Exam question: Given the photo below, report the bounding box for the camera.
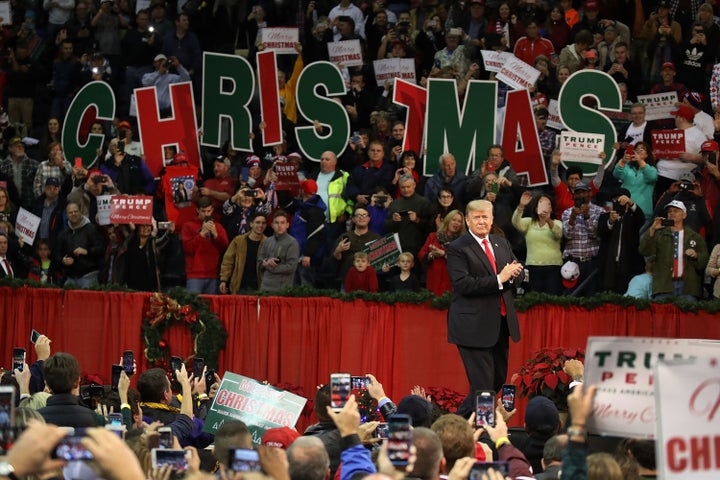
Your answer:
[157,221,172,230]
[661,218,675,227]
[612,200,625,216]
[679,182,691,190]
[243,190,257,197]
[92,175,107,184]
[376,195,388,204]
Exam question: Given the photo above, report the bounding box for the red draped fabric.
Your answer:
[2,287,719,430]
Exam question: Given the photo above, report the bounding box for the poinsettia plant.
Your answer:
[424,386,466,415]
[512,347,585,412]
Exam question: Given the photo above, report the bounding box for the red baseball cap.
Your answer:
[670,105,694,122]
[261,427,300,449]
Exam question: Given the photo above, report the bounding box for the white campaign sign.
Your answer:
[496,55,540,90]
[559,131,605,164]
[14,208,41,245]
[261,28,299,54]
[547,99,565,131]
[655,357,720,480]
[327,40,363,67]
[96,195,113,226]
[584,336,720,438]
[480,50,512,73]
[372,58,416,88]
[637,92,679,121]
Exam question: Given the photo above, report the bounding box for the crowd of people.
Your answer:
[0,0,719,299]
[0,336,656,480]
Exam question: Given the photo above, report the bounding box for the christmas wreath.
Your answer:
[142,287,228,368]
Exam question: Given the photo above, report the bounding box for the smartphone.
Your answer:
[501,385,516,412]
[330,373,351,411]
[387,414,412,467]
[117,140,125,153]
[0,386,15,428]
[54,432,94,461]
[475,391,496,428]
[625,144,634,158]
[229,448,262,472]
[193,358,205,379]
[111,365,123,392]
[157,221,173,229]
[352,131,360,143]
[12,348,25,372]
[242,190,257,197]
[89,384,105,398]
[122,350,134,376]
[158,427,173,449]
[30,329,41,344]
[108,412,123,426]
[151,448,189,472]
[74,157,83,168]
[351,376,370,390]
[661,218,675,227]
[469,461,509,480]
[205,368,216,392]
[170,356,184,380]
[490,182,499,194]
[375,422,389,439]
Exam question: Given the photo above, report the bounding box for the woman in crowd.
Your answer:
[429,186,463,231]
[418,209,465,296]
[0,187,16,224]
[512,191,563,295]
[37,117,62,161]
[612,141,657,220]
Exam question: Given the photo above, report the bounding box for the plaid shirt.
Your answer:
[33,159,72,199]
[0,155,39,208]
[561,202,604,260]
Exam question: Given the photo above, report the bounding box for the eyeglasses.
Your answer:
[354,213,369,218]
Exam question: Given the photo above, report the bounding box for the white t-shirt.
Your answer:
[625,121,647,145]
[694,111,715,140]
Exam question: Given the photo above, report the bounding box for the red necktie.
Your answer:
[483,239,506,316]
[3,258,13,278]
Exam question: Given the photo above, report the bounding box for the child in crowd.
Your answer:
[625,259,653,299]
[387,252,421,292]
[344,251,378,292]
[19,239,62,285]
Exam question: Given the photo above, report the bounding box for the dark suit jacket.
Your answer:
[447,232,521,348]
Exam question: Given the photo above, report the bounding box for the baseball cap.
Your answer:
[661,62,675,71]
[701,140,719,152]
[584,0,599,10]
[665,199,687,213]
[561,261,580,289]
[8,137,23,146]
[301,179,318,195]
[658,0,670,8]
[172,152,188,165]
[524,396,560,434]
[582,50,597,59]
[215,155,231,167]
[45,177,61,187]
[117,120,132,130]
[261,427,300,449]
[670,105,694,122]
[574,181,591,191]
[684,92,703,109]
[679,172,696,184]
[154,54,167,62]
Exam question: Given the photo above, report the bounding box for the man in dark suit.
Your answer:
[0,233,16,278]
[447,199,524,417]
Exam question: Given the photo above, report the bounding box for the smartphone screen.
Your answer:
[111,365,123,392]
[0,387,15,428]
[330,373,351,411]
[205,369,216,392]
[351,376,370,390]
[229,448,262,472]
[375,423,389,439]
[12,348,25,372]
[193,358,204,379]
[122,351,134,376]
[74,157,83,169]
[475,391,496,428]
[388,414,412,466]
[501,385,516,412]
[170,356,183,380]
[469,461,509,480]
[158,427,173,449]
[108,412,123,426]
[152,449,188,472]
[54,433,94,461]
[30,329,41,344]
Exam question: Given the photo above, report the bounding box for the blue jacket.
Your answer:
[289,194,327,262]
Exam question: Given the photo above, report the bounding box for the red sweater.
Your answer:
[344,266,378,292]
[181,218,229,278]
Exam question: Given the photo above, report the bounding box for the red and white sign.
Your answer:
[584,336,720,438]
[109,195,154,225]
[480,50,512,73]
[328,40,363,67]
[559,131,605,164]
[261,28,299,55]
[652,129,686,159]
[547,100,565,131]
[637,92,678,121]
[372,58,416,88]
[273,162,300,195]
[655,356,720,479]
[14,208,40,245]
[496,56,540,90]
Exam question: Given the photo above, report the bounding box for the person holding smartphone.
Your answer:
[181,196,229,294]
[639,200,708,300]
